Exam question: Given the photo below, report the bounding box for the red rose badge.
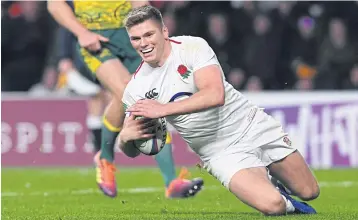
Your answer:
[177,65,191,79]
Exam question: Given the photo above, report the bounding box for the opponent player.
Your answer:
[47,1,203,199]
[119,5,320,215]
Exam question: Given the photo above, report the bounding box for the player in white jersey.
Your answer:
[119,5,320,216]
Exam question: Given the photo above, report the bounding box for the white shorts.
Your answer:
[203,109,297,188]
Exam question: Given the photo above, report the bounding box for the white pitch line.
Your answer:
[2,181,358,198]
[318,181,357,187]
[1,186,219,198]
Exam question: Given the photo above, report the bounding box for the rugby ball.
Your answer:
[133,117,167,155]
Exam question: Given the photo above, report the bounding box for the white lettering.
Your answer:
[296,105,310,158]
[16,122,38,153]
[334,105,358,166]
[83,133,95,153]
[1,122,12,153]
[114,135,122,153]
[321,107,333,168]
[58,122,82,153]
[269,103,358,168]
[309,113,320,167]
[41,122,54,153]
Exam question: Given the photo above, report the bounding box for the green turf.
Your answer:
[2,168,358,220]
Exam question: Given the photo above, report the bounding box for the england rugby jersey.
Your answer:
[122,36,257,161]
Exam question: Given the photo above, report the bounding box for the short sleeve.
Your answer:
[122,86,136,114]
[189,37,220,72]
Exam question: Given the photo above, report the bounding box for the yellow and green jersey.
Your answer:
[73,0,132,30]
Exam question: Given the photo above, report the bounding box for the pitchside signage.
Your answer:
[2,92,358,168]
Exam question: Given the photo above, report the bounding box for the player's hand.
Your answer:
[77,30,109,52]
[119,113,157,143]
[128,99,167,119]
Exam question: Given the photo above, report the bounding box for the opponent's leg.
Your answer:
[229,167,291,216]
[87,91,105,153]
[154,133,204,198]
[154,134,176,188]
[93,59,131,197]
[61,67,104,153]
[96,59,131,161]
[268,150,320,201]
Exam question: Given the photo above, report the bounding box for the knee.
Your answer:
[259,194,286,216]
[108,94,123,106]
[107,80,128,100]
[111,89,125,101]
[297,182,320,201]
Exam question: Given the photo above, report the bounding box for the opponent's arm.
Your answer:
[47,0,88,37]
[47,0,108,51]
[163,65,225,116]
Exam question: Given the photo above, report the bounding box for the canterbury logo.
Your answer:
[145,88,158,99]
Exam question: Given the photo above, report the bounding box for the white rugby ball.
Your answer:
[133,117,167,155]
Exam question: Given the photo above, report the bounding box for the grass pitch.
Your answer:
[2,167,358,220]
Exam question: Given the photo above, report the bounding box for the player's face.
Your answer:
[128,19,169,65]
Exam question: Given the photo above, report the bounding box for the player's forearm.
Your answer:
[164,89,225,116]
[47,1,88,37]
[116,137,140,158]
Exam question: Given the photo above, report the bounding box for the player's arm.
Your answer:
[129,65,224,118]
[164,38,225,115]
[116,100,141,158]
[118,112,157,158]
[163,65,225,116]
[118,93,140,157]
[117,114,141,158]
[118,90,157,157]
[47,0,88,38]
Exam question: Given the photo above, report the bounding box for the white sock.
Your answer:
[86,115,102,129]
[67,70,101,96]
[281,195,295,213]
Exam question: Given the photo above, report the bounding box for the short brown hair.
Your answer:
[124,5,164,29]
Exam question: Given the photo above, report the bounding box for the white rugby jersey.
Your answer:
[123,36,257,161]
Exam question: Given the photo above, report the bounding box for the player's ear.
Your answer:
[162,25,169,40]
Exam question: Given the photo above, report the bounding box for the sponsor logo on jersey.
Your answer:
[145,88,158,99]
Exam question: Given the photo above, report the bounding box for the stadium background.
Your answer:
[2,1,358,219]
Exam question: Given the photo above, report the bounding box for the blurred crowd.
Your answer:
[2,1,358,94]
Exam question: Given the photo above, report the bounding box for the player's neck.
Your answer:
[151,40,172,68]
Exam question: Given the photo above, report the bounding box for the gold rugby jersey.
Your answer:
[74,0,132,30]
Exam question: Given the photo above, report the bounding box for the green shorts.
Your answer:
[76,28,141,76]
